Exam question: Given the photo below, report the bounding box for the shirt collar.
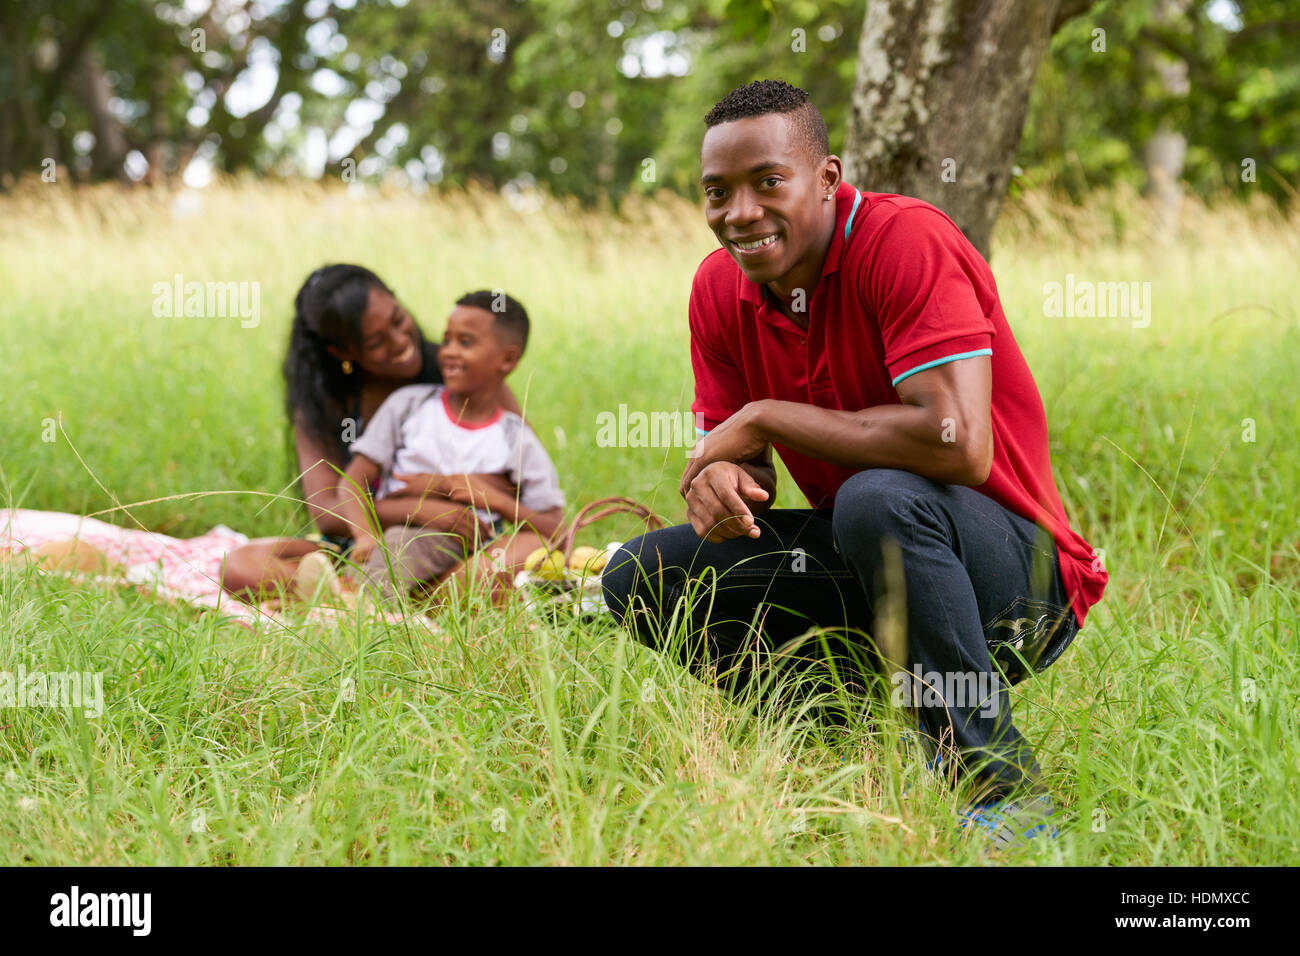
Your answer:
[737,180,863,307]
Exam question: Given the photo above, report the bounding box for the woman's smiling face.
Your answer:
[354,285,422,380]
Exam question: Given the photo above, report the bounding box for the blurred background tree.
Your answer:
[1019,0,1300,206]
[1,0,1295,233]
[840,0,1099,258]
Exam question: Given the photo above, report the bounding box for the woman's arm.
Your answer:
[337,454,384,562]
[516,505,564,543]
[294,415,351,536]
[388,471,518,500]
[381,495,488,540]
[442,483,564,543]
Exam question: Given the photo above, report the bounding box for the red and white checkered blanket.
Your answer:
[1,508,432,631]
[0,507,262,620]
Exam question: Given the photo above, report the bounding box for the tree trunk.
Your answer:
[75,47,130,180]
[842,0,1086,260]
[1142,0,1191,241]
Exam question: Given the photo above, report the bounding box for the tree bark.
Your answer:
[1142,0,1191,241]
[842,0,1092,260]
[75,47,131,181]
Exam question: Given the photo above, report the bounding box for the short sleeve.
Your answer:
[688,268,749,433]
[510,423,566,513]
[864,207,996,387]
[349,384,430,469]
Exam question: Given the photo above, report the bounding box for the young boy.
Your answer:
[338,290,565,602]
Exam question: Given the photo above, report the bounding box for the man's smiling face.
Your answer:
[700,112,837,291]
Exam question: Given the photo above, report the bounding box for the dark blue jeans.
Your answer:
[601,468,1080,800]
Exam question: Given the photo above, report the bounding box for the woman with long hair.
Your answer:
[221,263,520,597]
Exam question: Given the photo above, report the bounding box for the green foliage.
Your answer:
[1020,0,1300,205]
[1,2,1296,219]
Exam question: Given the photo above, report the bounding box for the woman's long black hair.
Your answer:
[283,263,440,465]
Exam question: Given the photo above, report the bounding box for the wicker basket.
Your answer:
[515,496,666,616]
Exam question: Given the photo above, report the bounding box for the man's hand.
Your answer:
[683,461,771,543]
[679,402,770,495]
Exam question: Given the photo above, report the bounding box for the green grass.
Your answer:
[1,179,1297,864]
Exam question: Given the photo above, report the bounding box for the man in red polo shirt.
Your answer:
[602,80,1107,845]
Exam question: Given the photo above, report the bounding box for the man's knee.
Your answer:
[600,540,640,624]
[601,525,698,626]
[832,468,939,545]
[602,530,663,624]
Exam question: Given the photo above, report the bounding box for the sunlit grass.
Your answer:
[1,178,1297,864]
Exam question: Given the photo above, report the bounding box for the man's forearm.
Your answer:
[750,399,986,486]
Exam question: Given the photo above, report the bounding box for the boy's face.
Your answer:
[438,305,519,395]
[700,112,838,288]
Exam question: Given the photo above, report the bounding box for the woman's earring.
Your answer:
[824,194,833,202]
[341,360,353,375]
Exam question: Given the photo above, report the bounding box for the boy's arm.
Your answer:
[337,454,384,562]
[438,483,561,541]
[387,471,518,501]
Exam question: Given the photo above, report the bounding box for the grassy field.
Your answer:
[1,179,1297,864]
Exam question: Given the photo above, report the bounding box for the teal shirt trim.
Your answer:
[695,427,710,438]
[844,190,863,240]
[891,348,992,387]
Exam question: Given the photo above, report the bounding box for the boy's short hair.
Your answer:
[704,79,829,163]
[457,289,529,352]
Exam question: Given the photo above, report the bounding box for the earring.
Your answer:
[824,194,833,202]
[341,360,353,375]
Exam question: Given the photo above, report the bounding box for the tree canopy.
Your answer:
[2,0,1295,211]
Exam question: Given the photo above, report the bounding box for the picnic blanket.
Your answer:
[0,508,424,631]
[0,507,265,620]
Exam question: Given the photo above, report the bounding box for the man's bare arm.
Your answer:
[752,357,992,485]
[682,357,993,491]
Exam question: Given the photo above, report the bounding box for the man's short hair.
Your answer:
[456,289,529,352]
[704,79,829,162]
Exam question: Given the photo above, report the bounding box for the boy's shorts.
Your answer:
[357,525,465,601]
[311,515,509,601]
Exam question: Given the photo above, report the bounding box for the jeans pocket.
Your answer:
[982,597,1078,684]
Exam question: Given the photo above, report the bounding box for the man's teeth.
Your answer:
[736,235,777,250]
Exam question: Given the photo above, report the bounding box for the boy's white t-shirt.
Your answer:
[349,384,564,523]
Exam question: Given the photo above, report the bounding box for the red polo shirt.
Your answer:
[689,180,1106,626]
